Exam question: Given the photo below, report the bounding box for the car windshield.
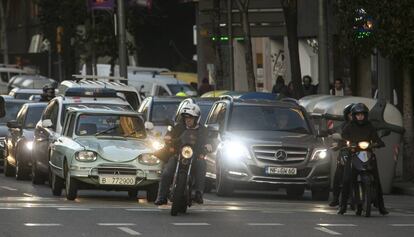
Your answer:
[15,93,37,100]
[150,102,180,125]
[24,106,46,128]
[75,114,146,139]
[199,104,214,124]
[167,84,197,96]
[0,101,27,124]
[228,106,311,133]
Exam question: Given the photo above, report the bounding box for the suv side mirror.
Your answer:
[7,120,21,129]
[42,119,53,128]
[208,124,220,132]
[144,121,154,130]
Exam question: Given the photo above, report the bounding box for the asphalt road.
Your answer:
[0,174,413,237]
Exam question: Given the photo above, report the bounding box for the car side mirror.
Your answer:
[42,119,53,128]
[144,121,154,130]
[7,120,21,129]
[208,124,220,132]
[378,129,391,138]
[0,96,5,118]
[331,133,342,141]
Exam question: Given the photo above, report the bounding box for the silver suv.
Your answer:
[204,98,331,200]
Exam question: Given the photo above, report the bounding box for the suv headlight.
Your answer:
[151,139,165,151]
[75,151,97,162]
[311,149,328,161]
[138,154,160,165]
[223,141,250,160]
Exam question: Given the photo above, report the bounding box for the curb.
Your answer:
[392,183,414,196]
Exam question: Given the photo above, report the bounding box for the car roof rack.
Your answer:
[72,74,127,83]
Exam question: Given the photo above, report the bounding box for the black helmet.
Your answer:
[43,83,55,93]
[343,103,355,121]
[351,103,369,124]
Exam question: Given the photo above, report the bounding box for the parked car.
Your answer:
[8,75,55,92]
[9,88,43,100]
[138,96,184,135]
[3,103,47,179]
[204,98,331,200]
[0,96,31,168]
[31,88,134,185]
[49,106,161,201]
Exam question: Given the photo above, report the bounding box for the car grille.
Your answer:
[97,164,138,175]
[252,145,309,164]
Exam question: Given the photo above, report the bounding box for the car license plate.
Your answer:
[99,175,136,185]
[266,167,297,175]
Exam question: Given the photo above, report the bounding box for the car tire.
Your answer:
[15,160,29,180]
[128,189,138,200]
[4,158,15,177]
[31,161,45,185]
[65,163,78,201]
[146,183,159,202]
[311,187,330,201]
[51,172,64,196]
[286,186,305,199]
[215,160,233,197]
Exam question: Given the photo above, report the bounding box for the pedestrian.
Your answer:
[198,78,213,95]
[287,81,294,98]
[302,75,316,96]
[271,76,289,97]
[330,78,346,96]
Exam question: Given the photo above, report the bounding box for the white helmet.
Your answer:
[180,103,201,124]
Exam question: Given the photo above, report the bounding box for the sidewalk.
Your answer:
[392,181,414,196]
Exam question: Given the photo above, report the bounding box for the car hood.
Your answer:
[224,130,323,148]
[75,137,151,162]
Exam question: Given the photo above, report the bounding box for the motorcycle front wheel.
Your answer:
[171,172,188,216]
[362,176,372,217]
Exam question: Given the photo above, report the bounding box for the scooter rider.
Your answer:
[338,103,388,215]
[39,83,56,102]
[329,103,354,207]
[154,103,209,205]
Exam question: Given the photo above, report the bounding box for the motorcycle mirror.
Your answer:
[0,96,5,118]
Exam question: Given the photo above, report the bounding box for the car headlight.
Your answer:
[223,141,250,160]
[358,141,370,150]
[138,154,160,165]
[25,141,33,150]
[311,149,328,161]
[75,151,97,162]
[181,146,193,159]
[151,139,165,151]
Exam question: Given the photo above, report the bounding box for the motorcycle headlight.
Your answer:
[151,139,165,151]
[75,151,97,162]
[358,141,370,150]
[25,141,33,150]
[138,154,160,165]
[311,149,328,161]
[223,141,250,160]
[181,146,193,159]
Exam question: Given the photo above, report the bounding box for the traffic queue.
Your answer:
[0,75,403,217]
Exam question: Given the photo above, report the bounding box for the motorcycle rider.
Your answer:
[338,103,388,215]
[39,83,56,102]
[329,103,354,207]
[154,103,209,205]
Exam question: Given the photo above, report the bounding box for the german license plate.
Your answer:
[99,175,136,185]
[266,167,297,175]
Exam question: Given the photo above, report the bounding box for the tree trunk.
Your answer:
[235,0,256,92]
[281,0,303,99]
[402,65,414,181]
[0,0,9,64]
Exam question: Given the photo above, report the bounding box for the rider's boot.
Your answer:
[337,203,347,215]
[194,191,204,204]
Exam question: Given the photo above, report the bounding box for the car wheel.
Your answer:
[15,160,29,180]
[215,160,233,197]
[31,161,45,185]
[128,189,138,200]
[146,183,159,202]
[286,186,305,199]
[51,172,64,196]
[4,158,15,177]
[65,163,78,201]
[311,187,330,201]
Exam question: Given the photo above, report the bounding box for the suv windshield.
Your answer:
[0,101,27,124]
[228,105,310,133]
[24,106,46,128]
[150,102,180,125]
[61,103,132,125]
[167,84,197,96]
[76,114,146,138]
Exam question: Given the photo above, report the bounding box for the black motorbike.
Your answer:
[169,129,199,216]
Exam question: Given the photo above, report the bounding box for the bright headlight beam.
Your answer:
[358,141,369,150]
[224,141,249,159]
[151,140,165,151]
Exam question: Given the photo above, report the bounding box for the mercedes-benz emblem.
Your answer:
[275,149,288,161]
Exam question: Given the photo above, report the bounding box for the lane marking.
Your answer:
[247,223,284,226]
[98,223,136,226]
[318,224,356,227]
[57,208,91,211]
[0,207,22,210]
[315,227,342,235]
[125,208,161,212]
[172,223,210,226]
[24,223,62,227]
[1,186,17,191]
[23,193,38,197]
[391,224,414,227]
[117,227,141,236]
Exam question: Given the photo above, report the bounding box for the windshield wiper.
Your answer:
[278,127,309,133]
[94,126,118,136]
